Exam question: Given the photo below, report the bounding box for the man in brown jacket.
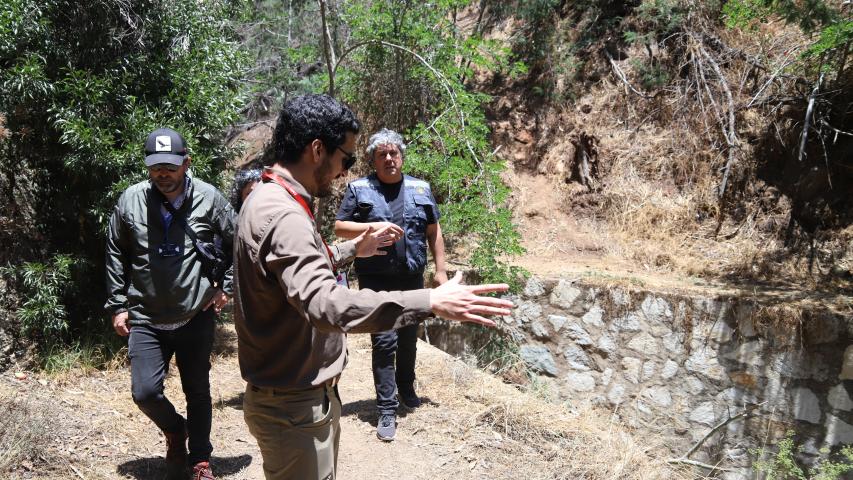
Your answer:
[233,94,513,480]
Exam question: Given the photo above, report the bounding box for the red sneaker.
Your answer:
[192,461,215,480]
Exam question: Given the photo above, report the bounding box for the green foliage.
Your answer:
[811,445,853,480]
[1,255,75,339]
[806,20,853,61]
[636,0,687,37]
[0,0,248,349]
[333,0,526,287]
[723,0,850,65]
[752,431,853,480]
[512,0,562,63]
[722,0,772,30]
[240,0,323,116]
[631,59,671,90]
[723,0,839,33]
[753,432,807,480]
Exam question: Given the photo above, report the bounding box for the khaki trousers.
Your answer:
[243,382,341,480]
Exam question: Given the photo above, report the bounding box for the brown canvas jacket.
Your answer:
[233,166,432,390]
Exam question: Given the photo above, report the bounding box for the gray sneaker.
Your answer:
[376,414,396,441]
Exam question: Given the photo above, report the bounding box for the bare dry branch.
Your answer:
[667,403,764,474]
[746,52,800,108]
[690,33,739,201]
[605,51,656,100]
[666,458,736,473]
[798,71,825,163]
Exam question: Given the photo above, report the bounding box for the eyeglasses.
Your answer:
[148,163,182,173]
[336,146,357,171]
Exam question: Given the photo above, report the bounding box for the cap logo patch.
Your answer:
[155,136,172,152]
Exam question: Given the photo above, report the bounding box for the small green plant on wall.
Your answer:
[751,430,853,480]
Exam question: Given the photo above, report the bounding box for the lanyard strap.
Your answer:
[262,171,337,270]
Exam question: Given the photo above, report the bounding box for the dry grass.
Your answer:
[409,340,699,480]
[487,10,853,292]
[0,328,698,480]
[0,393,52,474]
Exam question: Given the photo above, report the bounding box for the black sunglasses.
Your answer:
[147,163,182,172]
[336,146,357,171]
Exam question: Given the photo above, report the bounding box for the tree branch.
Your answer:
[605,50,656,99]
[332,39,490,206]
[697,40,738,201]
[798,70,824,163]
[667,403,764,474]
[318,0,337,97]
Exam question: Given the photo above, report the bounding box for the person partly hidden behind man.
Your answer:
[229,163,262,212]
[334,128,447,441]
[105,128,234,480]
[233,93,514,480]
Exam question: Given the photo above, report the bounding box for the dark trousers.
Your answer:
[128,309,215,464]
[359,274,424,415]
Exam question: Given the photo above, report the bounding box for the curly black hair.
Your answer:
[229,166,262,212]
[272,94,361,165]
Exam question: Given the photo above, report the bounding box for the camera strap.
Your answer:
[153,187,225,284]
[157,191,201,247]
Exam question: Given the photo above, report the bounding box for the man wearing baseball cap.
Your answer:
[105,127,235,480]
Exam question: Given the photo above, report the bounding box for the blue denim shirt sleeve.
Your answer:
[336,184,358,221]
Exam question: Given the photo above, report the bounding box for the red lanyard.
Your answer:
[261,171,337,271]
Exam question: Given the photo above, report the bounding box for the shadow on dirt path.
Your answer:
[116,454,252,479]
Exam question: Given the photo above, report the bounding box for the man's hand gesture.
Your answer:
[354,224,401,258]
[430,272,513,327]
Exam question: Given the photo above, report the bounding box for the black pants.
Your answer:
[128,309,215,464]
[359,274,424,415]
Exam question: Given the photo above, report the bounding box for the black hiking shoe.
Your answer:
[376,413,396,442]
[398,387,422,409]
[164,424,187,480]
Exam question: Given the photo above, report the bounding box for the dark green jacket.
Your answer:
[105,177,235,326]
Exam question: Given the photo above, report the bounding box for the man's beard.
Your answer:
[313,156,335,198]
[154,177,182,194]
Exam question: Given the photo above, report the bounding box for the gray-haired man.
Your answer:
[334,128,448,441]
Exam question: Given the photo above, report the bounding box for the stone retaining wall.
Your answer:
[424,276,853,478]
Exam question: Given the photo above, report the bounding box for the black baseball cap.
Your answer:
[144,128,188,166]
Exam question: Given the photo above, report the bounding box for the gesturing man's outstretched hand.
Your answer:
[429,272,514,327]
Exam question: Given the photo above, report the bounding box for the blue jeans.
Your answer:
[358,274,424,415]
[128,309,215,464]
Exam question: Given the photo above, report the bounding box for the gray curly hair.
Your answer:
[365,128,406,160]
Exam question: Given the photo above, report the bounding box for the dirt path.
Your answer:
[2,325,579,480]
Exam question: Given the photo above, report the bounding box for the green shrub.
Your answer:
[752,430,853,480]
[334,0,527,288]
[39,336,127,375]
[1,254,75,340]
[631,59,671,90]
[723,0,850,73]
[0,0,248,350]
